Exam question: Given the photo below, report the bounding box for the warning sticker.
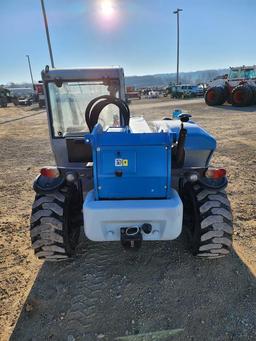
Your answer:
[115,159,128,167]
[115,159,123,167]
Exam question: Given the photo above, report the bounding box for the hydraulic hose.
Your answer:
[85,95,130,132]
[176,125,187,167]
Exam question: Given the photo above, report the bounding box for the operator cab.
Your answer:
[42,66,126,168]
[228,66,256,80]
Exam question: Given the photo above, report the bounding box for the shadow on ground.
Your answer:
[27,106,46,112]
[215,104,256,112]
[10,240,256,341]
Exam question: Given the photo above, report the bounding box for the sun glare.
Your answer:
[100,0,115,18]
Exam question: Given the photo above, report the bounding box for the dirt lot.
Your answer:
[0,99,255,341]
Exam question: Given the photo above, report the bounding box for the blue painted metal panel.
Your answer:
[95,131,172,146]
[86,125,173,200]
[167,121,216,150]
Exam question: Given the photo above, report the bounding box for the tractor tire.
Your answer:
[231,84,253,107]
[204,86,226,106]
[30,185,83,261]
[249,85,256,104]
[226,96,232,105]
[182,183,233,258]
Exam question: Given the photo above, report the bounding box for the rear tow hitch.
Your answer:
[121,227,142,249]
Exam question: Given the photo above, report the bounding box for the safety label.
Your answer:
[115,159,128,167]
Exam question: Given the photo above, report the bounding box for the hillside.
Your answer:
[2,68,229,89]
[125,69,228,88]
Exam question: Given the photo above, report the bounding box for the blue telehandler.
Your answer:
[30,66,233,261]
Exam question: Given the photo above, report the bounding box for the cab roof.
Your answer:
[230,65,256,71]
[42,66,124,82]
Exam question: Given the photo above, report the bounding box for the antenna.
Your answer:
[40,0,55,68]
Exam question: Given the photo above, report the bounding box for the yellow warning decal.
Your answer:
[122,159,128,166]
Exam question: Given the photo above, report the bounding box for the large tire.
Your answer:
[249,85,256,105]
[0,99,8,107]
[182,183,233,258]
[231,84,253,107]
[204,86,226,106]
[30,185,83,261]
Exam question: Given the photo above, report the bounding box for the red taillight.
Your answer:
[205,168,226,179]
[40,167,60,178]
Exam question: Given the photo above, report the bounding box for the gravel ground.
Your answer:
[0,99,255,341]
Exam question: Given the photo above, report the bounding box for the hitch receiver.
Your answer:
[121,227,142,249]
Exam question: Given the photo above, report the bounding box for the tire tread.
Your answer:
[30,186,81,262]
[183,183,233,258]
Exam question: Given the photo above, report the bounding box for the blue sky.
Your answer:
[0,0,255,83]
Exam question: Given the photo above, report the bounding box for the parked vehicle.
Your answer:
[171,85,204,98]
[35,83,45,108]
[17,96,33,106]
[148,90,159,99]
[126,91,141,100]
[205,65,256,107]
